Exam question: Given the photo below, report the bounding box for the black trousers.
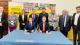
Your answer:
[0,30,4,39]
[78,31,80,45]
[60,27,69,37]
[73,27,79,45]
[20,25,25,30]
[73,29,77,45]
[49,26,54,31]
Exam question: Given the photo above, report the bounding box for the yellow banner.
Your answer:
[8,6,22,16]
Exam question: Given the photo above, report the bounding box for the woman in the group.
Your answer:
[8,12,17,32]
[25,16,35,33]
[38,16,49,33]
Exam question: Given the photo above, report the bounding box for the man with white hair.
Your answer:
[59,9,71,37]
[0,7,5,39]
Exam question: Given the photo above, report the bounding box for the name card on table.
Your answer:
[16,39,34,42]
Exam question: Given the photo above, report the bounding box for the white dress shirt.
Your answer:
[0,13,2,26]
[22,14,24,21]
[0,17,1,22]
[64,16,67,27]
[74,14,80,26]
[22,14,25,25]
[0,13,2,22]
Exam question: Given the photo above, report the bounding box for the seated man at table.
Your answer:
[38,16,49,33]
[25,17,35,33]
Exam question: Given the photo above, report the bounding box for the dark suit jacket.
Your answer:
[29,14,38,27]
[72,13,80,31]
[59,15,71,31]
[38,13,48,24]
[26,22,35,31]
[0,13,5,30]
[19,14,27,26]
[39,22,49,32]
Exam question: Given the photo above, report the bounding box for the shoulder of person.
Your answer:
[2,12,6,15]
[67,15,71,19]
[39,13,42,14]
[30,14,32,16]
[45,13,48,14]
[73,13,76,16]
[19,15,21,17]
[59,15,63,17]
[35,14,38,16]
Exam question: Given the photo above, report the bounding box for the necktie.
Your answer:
[0,16,2,26]
[64,16,66,27]
[43,22,46,32]
[32,15,35,22]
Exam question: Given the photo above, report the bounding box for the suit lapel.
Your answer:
[73,13,76,23]
[78,15,80,24]
[66,15,69,23]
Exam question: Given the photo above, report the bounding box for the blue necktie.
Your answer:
[63,16,65,26]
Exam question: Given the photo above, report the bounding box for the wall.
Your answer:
[10,0,80,15]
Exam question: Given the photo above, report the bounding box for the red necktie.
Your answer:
[43,22,45,32]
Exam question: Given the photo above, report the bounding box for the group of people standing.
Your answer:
[59,6,80,45]
[0,6,80,45]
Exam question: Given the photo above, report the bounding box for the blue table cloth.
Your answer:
[0,30,73,45]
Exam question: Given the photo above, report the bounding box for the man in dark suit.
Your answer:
[26,17,35,33]
[19,10,28,30]
[38,8,48,24]
[29,9,38,28]
[0,7,5,39]
[72,6,80,45]
[59,9,71,37]
[39,16,49,33]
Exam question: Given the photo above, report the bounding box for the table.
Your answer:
[0,30,73,45]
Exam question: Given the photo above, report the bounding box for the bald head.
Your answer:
[62,9,69,15]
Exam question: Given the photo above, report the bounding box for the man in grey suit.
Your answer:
[59,9,71,37]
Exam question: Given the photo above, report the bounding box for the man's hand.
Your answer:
[31,30,34,32]
[11,21,14,25]
[0,22,2,26]
[22,23,25,25]
[46,31,48,33]
[57,27,60,31]
[38,29,42,32]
